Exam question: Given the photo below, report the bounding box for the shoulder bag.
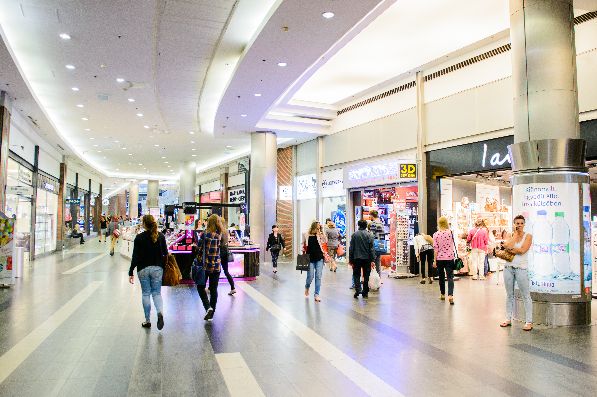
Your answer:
[191,236,207,285]
[296,253,310,272]
[271,235,282,252]
[451,231,464,271]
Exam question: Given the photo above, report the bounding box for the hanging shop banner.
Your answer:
[344,160,416,189]
[279,186,292,201]
[6,185,33,197]
[513,182,584,294]
[228,187,246,204]
[0,218,15,284]
[296,174,317,200]
[321,169,344,198]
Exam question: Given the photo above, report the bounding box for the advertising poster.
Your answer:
[332,209,346,236]
[591,222,597,297]
[476,183,500,212]
[582,184,591,294]
[389,209,397,271]
[513,183,582,294]
[296,174,317,200]
[0,218,15,284]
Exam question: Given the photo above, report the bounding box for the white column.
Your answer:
[179,161,197,204]
[415,71,427,235]
[249,132,277,261]
[129,183,139,219]
[147,180,159,209]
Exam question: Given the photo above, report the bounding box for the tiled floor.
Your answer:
[1,240,597,396]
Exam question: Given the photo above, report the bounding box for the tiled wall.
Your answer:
[276,147,294,258]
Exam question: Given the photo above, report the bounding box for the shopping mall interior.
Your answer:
[1,1,597,396]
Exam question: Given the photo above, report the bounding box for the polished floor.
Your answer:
[0,240,597,397]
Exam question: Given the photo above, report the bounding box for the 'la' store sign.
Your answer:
[481,143,511,168]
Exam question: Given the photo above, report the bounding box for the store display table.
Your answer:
[229,245,260,278]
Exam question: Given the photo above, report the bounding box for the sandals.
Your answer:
[314,295,321,302]
[523,323,533,331]
[448,296,454,305]
[499,321,512,328]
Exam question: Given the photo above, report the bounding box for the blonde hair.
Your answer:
[206,214,221,234]
[142,214,158,243]
[438,216,449,230]
[308,221,320,235]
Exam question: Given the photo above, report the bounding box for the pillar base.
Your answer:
[514,298,591,326]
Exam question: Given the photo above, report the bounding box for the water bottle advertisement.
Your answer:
[513,183,586,295]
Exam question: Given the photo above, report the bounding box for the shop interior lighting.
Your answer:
[59,33,71,40]
[154,144,159,147]
[161,156,166,159]
[65,64,76,70]
[191,154,197,157]
[71,87,79,91]
[89,137,95,140]
[116,78,125,83]
[322,11,335,19]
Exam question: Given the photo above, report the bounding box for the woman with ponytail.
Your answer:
[129,215,168,330]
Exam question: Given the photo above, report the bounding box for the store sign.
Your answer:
[65,198,81,205]
[6,185,33,197]
[18,168,33,185]
[399,164,417,179]
[321,169,344,198]
[296,174,317,200]
[228,187,246,204]
[481,143,511,169]
[182,202,197,212]
[344,160,416,189]
[279,185,292,201]
[43,182,55,192]
[513,182,585,295]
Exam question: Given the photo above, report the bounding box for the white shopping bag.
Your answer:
[368,269,381,291]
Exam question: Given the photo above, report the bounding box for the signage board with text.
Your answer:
[296,174,317,200]
[279,186,292,201]
[228,187,246,204]
[344,160,417,189]
[321,169,344,198]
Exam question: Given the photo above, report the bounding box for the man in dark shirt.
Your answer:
[349,220,376,299]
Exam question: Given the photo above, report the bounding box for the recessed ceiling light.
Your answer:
[93,144,98,147]
[154,144,159,147]
[226,145,233,149]
[189,131,195,135]
[71,87,79,91]
[161,156,166,159]
[322,11,335,19]
[76,104,84,108]
[116,78,125,83]
[136,113,143,117]
[277,62,287,67]
[127,98,135,102]
[254,93,261,97]
[143,125,149,129]
[81,117,88,121]
[89,137,95,140]
[122,147,127,150]
[191,154,197,157]
[191,148,196,151]
[59,33,71,40]
[128,153,132,156]
[84,128,90,131]
[164,161,169,164]
[240,114,247,117]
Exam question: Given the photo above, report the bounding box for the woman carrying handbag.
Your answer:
[266,225,285,273]
[432,217,457,305]
[302,221,330,302]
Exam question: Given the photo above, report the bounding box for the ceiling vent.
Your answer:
[122,82,146,91]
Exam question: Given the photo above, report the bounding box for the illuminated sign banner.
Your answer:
[321,169,344,198]
[296,174,317,200]
[344,160,416,189]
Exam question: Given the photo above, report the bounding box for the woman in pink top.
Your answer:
[433,216,456,305]
[467,219,489,280]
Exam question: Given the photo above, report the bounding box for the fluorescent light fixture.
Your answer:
[122,147,127,150]
[128,153,132,156]
[240,114,247,117]
[127,98,135,102]
[138,163,143,166]
[254,93,261,97]
[76,104,84,108]
[71,87,79,91]
[59,33,71,40]
[136,113,143,117]
[116,78,125,83]
[65,64,75,70]
[81,117,88,121]
[277,62,287,67]
[322,11,335,19]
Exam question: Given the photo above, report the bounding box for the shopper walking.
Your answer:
[108,215,120,256]
[349,220,376,299]
[196,214,222,320]
[500,215,533,331]
[302,221,329,302]
[128,215,168,330]
[467,219,489,280]
[368,210,385,281]
[266,224,285,273]
[414,233,434,284]
[99,215,107,242]
[433,216,456,305]
[218,216,236,296]
[325,219,340,272]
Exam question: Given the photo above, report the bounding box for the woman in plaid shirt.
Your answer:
[197,214,222,321]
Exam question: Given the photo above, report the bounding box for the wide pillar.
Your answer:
[508,0,590,326]
[249,132,277,262]
[0,92,11,213]
[56,163,67,251]
[147,179,160,214]
[178,162,196,204]
[129,183,139,219]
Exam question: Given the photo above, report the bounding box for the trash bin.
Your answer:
[14,247,24,278]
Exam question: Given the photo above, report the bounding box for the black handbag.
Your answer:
[191,237,207,285]
[451,231,464,271]
[296,253,310,272]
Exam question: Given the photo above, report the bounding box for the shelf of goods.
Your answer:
[119,226,140,259]
[395,214,409,269]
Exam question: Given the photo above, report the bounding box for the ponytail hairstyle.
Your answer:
[142,214,158,243]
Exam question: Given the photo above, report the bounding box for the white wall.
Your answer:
[228,173,245,187]
[296,139,318,174]
[201,180,221,193]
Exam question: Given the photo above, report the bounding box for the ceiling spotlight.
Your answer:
[154,144,159,147]
[143,125,149,129]
[277,62,287,67]
[89,137,95,140]
[191,154,197,157]
[136,113,143,117]
[191,148,196,151]
[71,87,79,91]
[84,128,90,131]
[189,131,195,135]
[59,33,71,40]
[254,93,261,97]
[127,98,135,102]
[76,104,84,108]
[161,156,166,159]
[116,78,125,83]
[240,114,247,117]
[128,153,132,156]
[65,64,76,70]
[322,11,335,19]
[81,117,88,121]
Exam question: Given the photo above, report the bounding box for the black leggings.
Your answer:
[420,249,434,278]
[271,250,280,268]
[197,270,221,311]
[220,248,235,289]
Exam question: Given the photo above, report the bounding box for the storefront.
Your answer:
[296,173,317,240]
[35,173,59,256]
[321,168,347,248]
[3,157,33,252]
[344,159,418,272]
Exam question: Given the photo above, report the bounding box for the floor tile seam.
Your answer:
[510,343,597,376]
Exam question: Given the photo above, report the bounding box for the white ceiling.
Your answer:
[0,0,250,180]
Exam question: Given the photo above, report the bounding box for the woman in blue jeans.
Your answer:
[500,215,533,331]
[302,221,329,302]
[129,215,168,330]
